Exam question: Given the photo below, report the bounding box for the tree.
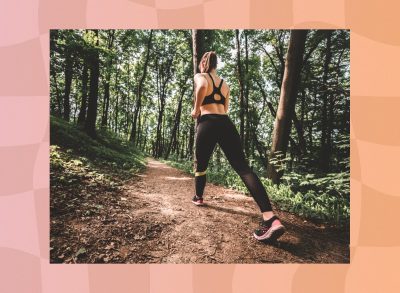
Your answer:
[319,31,333,172]
[191,29,206,163]
[166,76,190,159]
[101,30,116,128]
[267,30,308,184]
[235,29,245,147]
[77,57,89,125]
[130,30,153,144]
[62,32,74,121]
[84,30,100,138]
[50,30,62,117]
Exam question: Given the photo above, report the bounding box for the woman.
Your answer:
[191,51,285,242]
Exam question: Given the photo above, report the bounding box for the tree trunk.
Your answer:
[166,85,188,159]
[84,30,100,138]
[130,29,153,143]
[235,29,245,145]
[155,58,173,158]
[191,29,206,164]
[125,63,132,137]
[101,31,116,128]
[63,47,73,121]
[101,77,111,127]
[114,88,119,133]
[77,59,89,125]
[52,73,62,117]
[244,30,250,158]
[50,30,62,117]
[136,105,142,147]
[112,57,121,132]
[267,30,308,184]
[319,31,333,172]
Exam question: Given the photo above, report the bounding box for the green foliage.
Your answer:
[51,115,146,174]
[271,171,349,225]
[268,151,291,173]
[50,115,147,209]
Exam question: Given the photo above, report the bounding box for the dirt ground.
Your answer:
[51,157,349,264]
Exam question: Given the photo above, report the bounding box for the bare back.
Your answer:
[199,72,230,115]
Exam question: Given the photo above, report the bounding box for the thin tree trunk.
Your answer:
[112,57,120,131]
[114,89,119,133]
[52,73,62,117]
[84,30,100,138]
[244,30,250,158]
[101,31,116,128]
[155,59,172,157]
[235,29,245,145]
[136,105,142,147]
[77,59,89,125]
[130,29,153,143]
[166,85,188,159]
[125,63,131,136]
[50,30,62,117]
[319,31,333,172]
[63,48,73,121]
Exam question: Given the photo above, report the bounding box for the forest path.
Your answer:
[119,157,349,263]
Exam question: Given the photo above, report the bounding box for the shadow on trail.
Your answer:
[201,202,344,262]
[200,203,260,219]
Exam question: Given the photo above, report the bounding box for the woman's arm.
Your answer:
[224,87,230,113]
[192,73,208,118]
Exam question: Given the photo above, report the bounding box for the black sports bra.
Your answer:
[201,73,226,106]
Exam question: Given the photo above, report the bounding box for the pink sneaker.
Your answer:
[253,215,285,242]
[192,195,204,206]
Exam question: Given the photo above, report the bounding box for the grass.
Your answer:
[51,116,145,174]
[50,115,146,218]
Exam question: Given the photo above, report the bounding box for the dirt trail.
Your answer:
[116,157,349,263]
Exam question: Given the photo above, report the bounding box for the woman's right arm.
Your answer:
[224,87,230,113]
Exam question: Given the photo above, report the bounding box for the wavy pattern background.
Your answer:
[1,0,399,292]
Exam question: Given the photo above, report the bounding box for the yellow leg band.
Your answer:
[195,170,207,176]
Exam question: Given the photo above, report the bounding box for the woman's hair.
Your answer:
[199,51,218,73]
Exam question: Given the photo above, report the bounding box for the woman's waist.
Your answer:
[197,112,229,123]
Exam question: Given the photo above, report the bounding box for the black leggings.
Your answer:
[194,113,273,212]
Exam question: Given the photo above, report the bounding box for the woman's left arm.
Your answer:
[192,74,208,118]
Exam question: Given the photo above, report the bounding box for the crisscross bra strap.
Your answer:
[218,79,224,90]
[201,73,226,106]
[208,73,224,92]
[207,72,217,89]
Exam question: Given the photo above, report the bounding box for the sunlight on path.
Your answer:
[163,176,192,181]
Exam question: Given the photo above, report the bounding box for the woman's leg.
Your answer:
[194,118,218,197]
[218,117,273,214]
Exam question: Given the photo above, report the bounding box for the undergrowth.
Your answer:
[160,156,349,226]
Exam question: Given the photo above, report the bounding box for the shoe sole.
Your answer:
[192,200,204,206]
[253,225,286,243]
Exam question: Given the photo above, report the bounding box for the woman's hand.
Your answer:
[191,108,201,119]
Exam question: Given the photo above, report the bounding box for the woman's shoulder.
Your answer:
[194,72,208,79]
[194,73,209,83]
[194,73,209,87]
